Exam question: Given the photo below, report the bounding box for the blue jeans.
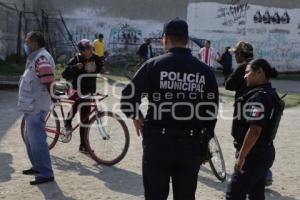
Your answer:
[24,111,53,178]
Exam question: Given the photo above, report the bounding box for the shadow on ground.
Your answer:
[38,181,76,200]
[198,165,227,192]
[0,152,14,183]
[265,189,299,200]
[51,155,143,197]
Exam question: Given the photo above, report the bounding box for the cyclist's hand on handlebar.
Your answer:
[76,63,84,69]
[51,97,58,103]
[133,118,144,137]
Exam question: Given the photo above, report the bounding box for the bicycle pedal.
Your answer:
[60,130,72,143]
[60,135,72,143]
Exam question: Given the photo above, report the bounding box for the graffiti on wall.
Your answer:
[107,23,142,53]
[109,23,142,45]
[228,0,242,5]
[217,3,250,26]
[66,17,165,55]
[187,2,300,71]
[254,10,290,24]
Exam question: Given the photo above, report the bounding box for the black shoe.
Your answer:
[22,168,39,175]
[30,176,54,185]
[64,120,72,131]
[79,145,90,154]
[265,180,273,186]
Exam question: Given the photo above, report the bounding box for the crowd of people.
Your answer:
[18,18,284,200]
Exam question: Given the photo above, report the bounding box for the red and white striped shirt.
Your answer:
[34,56,55,84]
[198,47,217,67]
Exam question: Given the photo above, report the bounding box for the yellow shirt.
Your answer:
[92,39,106,57]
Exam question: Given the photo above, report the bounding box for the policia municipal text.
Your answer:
[121,18,219,200]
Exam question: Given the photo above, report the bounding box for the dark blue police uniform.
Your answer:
[121,19,219,200]
[226,83,284,200]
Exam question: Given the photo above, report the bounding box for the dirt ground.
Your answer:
[0,80,299,200]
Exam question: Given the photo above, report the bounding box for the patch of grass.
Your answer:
[104,74,129,82]
[218,86,235,99]
[0,59,66,79]
[281,93,300,108]
[218,86,300,107]
[104,64,129,79]
[0,61,25,75]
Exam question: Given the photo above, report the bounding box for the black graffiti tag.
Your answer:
[254,10,290,24]
[217,3,250,26]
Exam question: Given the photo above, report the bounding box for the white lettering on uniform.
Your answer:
[160,71,168,80]
[169,72,176,81]
[187,74,195,82]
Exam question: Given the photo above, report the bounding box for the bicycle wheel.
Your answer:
[208,135,226,182]
[84,111,130,166]
[21,110,60,150]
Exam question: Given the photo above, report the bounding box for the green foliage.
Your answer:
[282,93,300,108]
[0,60,25,75]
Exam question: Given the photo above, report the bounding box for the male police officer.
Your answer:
[121,18,219,200]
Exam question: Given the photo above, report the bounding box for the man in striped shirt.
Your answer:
[198,40,219,68]
[18,31,55,185]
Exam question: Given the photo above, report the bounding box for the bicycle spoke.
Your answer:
[85,112,129,165]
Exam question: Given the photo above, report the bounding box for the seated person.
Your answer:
[62,39,104,153]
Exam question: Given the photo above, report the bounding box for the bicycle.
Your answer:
[20,92,130,166]
[208,134,226,182]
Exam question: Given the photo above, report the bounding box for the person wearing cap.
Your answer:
[225,42,274,186]
[225,41,254,98]
[121,18,219,200]
[62,39,104,153]
[198,40,219,68]
[92,33,106,57]
[226,58,284,200]
[225,41,254,147]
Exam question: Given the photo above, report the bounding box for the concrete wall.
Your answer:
[187,2,300,71]
[32,0,300,22]
[1,0,300,71]
[0,0,22,60]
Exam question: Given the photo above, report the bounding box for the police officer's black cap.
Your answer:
[163,18,188,37]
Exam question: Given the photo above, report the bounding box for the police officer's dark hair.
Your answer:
[240,51,253,60]
[249,58,278,79]
[27,31,46,48]
[206,40,211,44]
[168,35,188,45]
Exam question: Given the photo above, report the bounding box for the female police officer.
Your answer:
[226,58,284,200]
